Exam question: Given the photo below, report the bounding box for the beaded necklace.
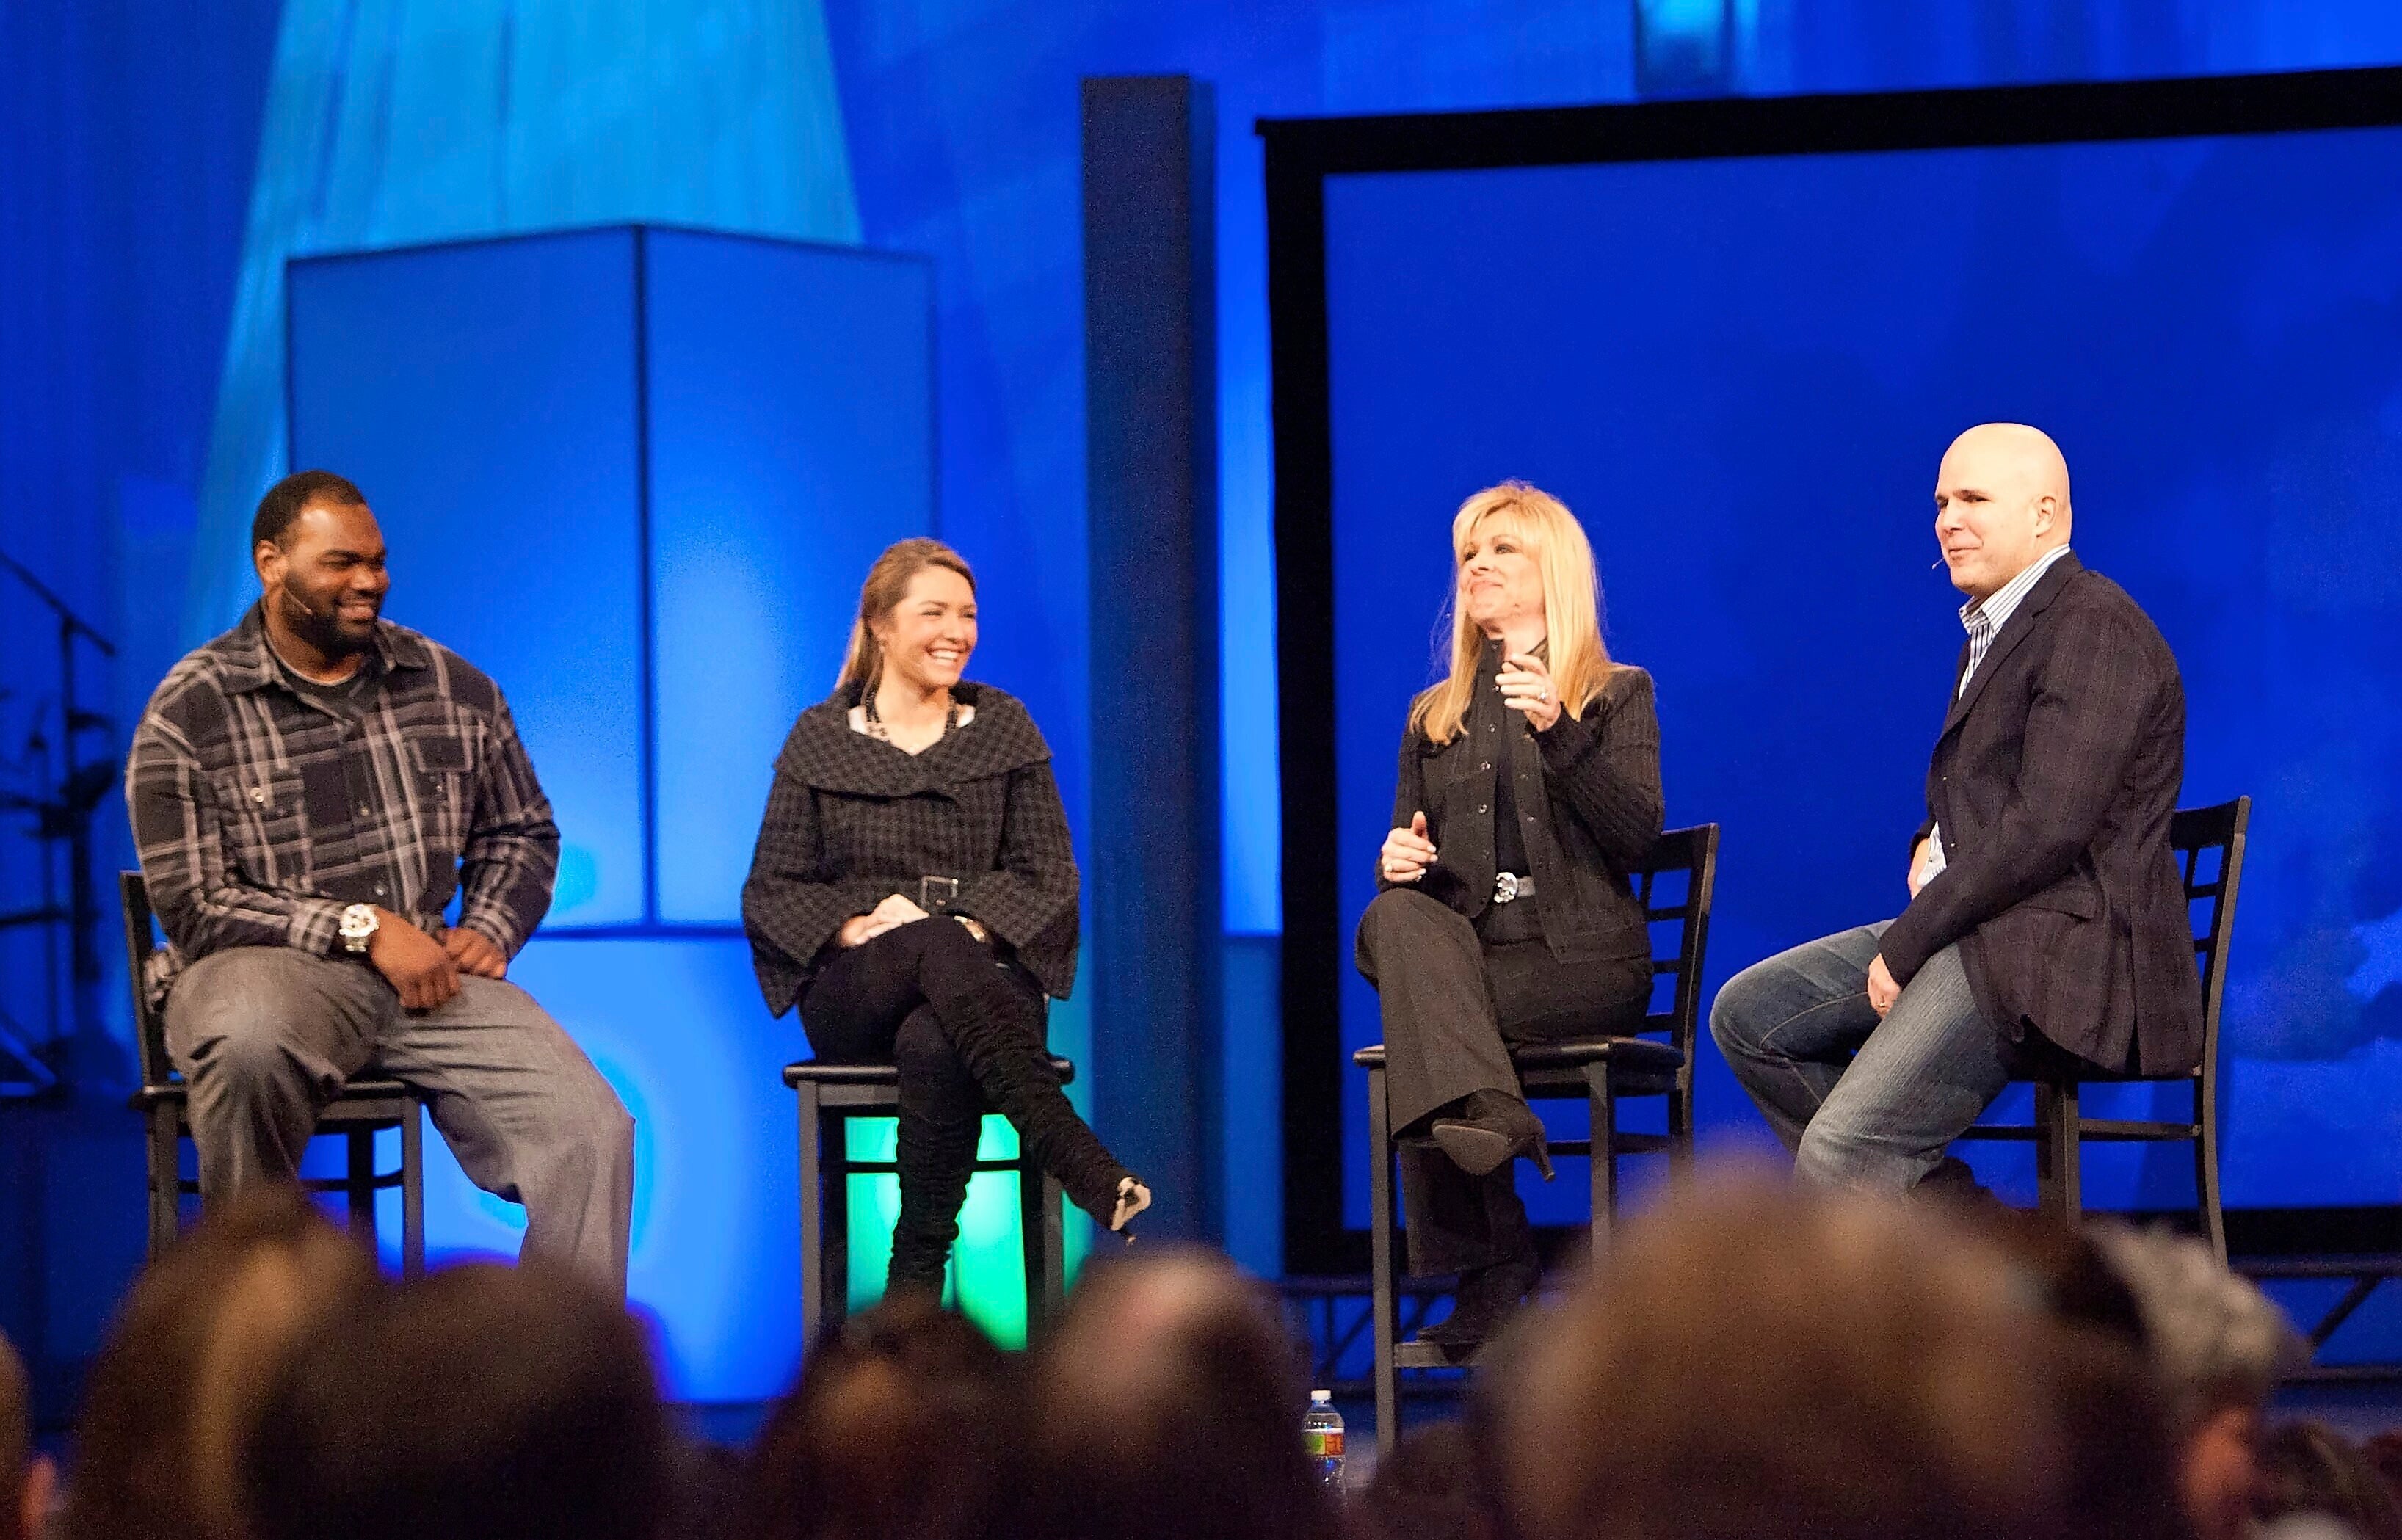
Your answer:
[863,684,961,745]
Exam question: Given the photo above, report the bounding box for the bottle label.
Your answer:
[1305,1430,1345,1458]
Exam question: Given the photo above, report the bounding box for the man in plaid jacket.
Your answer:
[126,471,632,1290]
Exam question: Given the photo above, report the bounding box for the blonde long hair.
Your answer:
[835,537,977,700]
[1408,481,1615,744]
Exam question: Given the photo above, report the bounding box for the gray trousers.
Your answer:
[164,945,634,1293]
[1357,888,1648,1276]
[1708,921,2012,1191]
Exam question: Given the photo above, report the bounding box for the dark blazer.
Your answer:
[741,683,1079,1011]
[1879,553,2202,1075]
[1378,655,1664,975]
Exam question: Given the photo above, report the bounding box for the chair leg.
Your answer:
[826,1111,853,1323]
[1018,1138,1045,1337]
[2034,1080,2083,1228]
[151,1111,184,1258]
[798,1083,824,1352]
[1668,1080,1696,1191]
[2195,1075,2227,1267]
[1039,1172,1066,1328]
[401,1097,426,1279]
[1588,1065,1618,1257]
[1368,1061,1398,1456]
[346,1130,377,1249]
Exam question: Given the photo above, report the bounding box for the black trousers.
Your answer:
[801,919,1117,1290]
[1356,887,1648,1276]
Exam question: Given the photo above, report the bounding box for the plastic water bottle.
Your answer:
[1302,1390,1346,1491]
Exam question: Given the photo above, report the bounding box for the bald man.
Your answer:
[1710,424,2202,1191]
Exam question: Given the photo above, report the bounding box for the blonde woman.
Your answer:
[742,538,1149,1297]
[1356,482,1663,1348]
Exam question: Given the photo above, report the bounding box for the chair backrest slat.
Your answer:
[2166,798,2250,1080]
[1632,824,1721,1093]
[118,871,175,1092]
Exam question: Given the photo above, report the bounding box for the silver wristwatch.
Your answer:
[338,903,380,955]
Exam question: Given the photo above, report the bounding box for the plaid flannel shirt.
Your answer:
[126,604,558,991]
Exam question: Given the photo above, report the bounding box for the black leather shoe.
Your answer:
[1913,1155,2001,1213]
[1414,1255,1541,1348]
[1430,1092,1554,1181]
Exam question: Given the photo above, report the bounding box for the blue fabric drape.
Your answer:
[188,0,860,644]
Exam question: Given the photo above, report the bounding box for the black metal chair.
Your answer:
[120,871,425,1273]
[1355,823,1720,1450]
[1955,796,2249,1264]
[786,1055,1070,1349]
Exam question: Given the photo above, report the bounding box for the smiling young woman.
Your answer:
[837,542,979,754]
[741,538,1150,1297]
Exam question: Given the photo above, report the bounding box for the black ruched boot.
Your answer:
[925,958,1139,1227]
[886,1102,979,1295]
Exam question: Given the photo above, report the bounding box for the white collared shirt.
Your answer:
[1922,545,2075,882]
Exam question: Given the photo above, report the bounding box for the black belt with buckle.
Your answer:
[1493,871,1536,904]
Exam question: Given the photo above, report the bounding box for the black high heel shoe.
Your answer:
[1429,1091,1554,1181]
[1413,1254,1541,1349]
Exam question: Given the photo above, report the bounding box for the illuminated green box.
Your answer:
[841,1115,1091,1347]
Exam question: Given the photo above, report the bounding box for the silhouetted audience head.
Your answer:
[1482,1180,2171,1540]
[2256,1420,2402,1540]
[1954,1210,2190,1540]
[2089,1224,2307,1540]
[2361,1431,2402,1513]
[1018,1249,1332,1540]
[64,1185,377,1540]
[1972,1208,2152,1349]
[746,1292,1016,1540]
[245,1261,665,1540]
[1357,1420,1498,1540]
[3,1329,55,1540]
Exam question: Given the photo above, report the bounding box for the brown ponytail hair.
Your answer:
[835,537,978,701]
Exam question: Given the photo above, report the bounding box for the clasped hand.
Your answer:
[368,909,507,1012]
[1497,651,1561,733]
[838,893,930,949]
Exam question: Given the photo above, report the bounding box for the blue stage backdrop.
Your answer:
[288,225,939,1398]
[1322,122,2402,1227]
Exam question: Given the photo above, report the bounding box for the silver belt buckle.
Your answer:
[1494,871,1523,904]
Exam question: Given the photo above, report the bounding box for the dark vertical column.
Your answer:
[1082,76,1219,1243]
[1258,128,1341,1274]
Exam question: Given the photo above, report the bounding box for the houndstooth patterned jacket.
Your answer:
[741,683,1079,1011]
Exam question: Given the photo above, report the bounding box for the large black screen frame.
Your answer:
[1259,65,2402,1276]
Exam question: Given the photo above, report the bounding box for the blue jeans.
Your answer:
[1708,921,2012,1191]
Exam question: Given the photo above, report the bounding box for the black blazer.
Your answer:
[1378,659,1664,973]
[741,683,1079,1011]
[1879,553,2202,1075]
